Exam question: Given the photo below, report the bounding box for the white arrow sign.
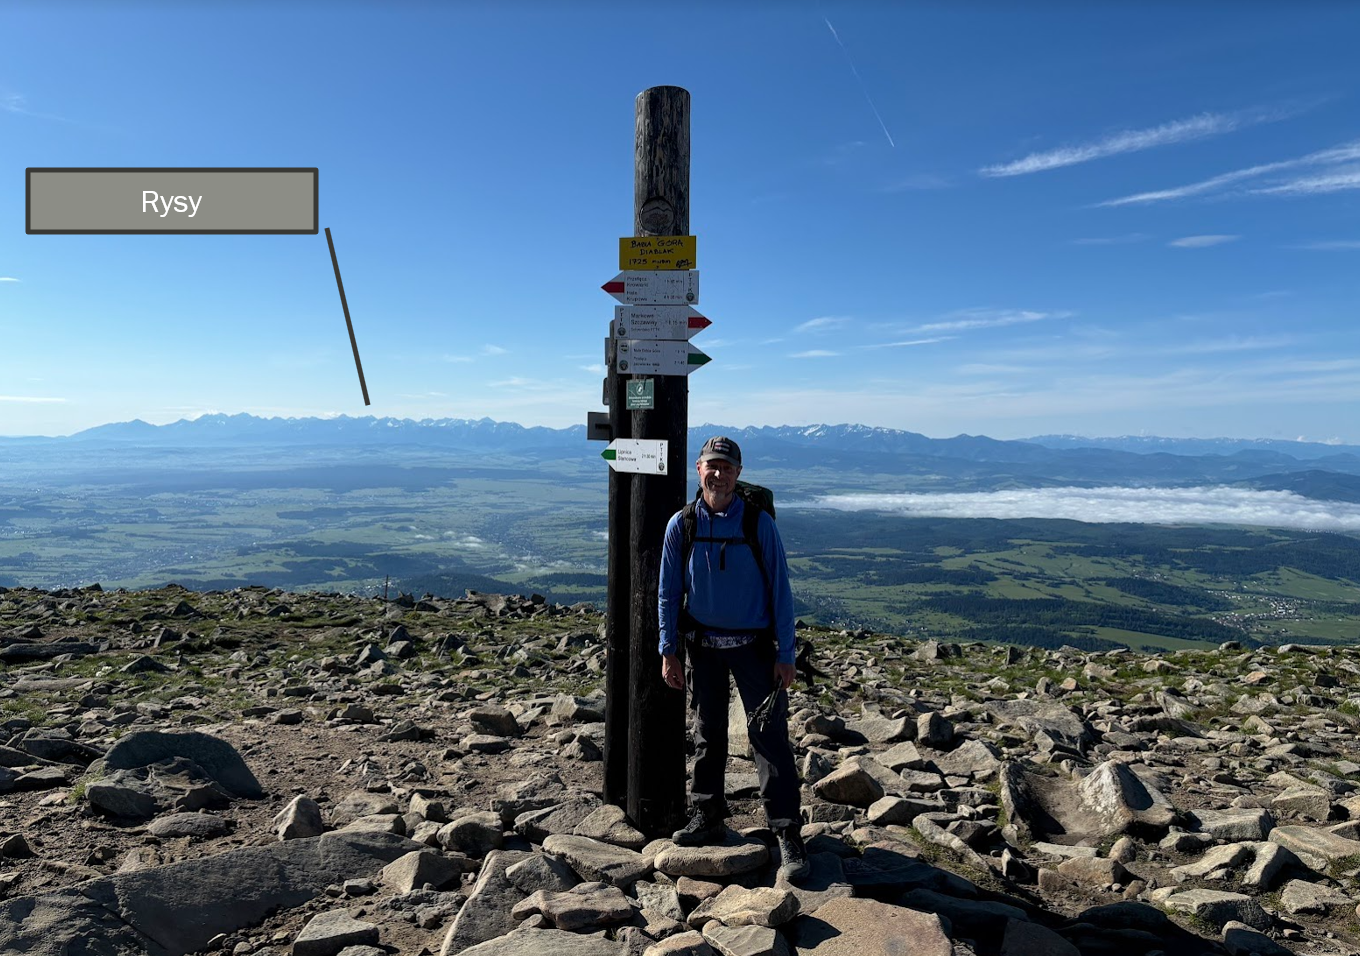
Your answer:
[615,339,712,376]
[613,305,712,340]
[601,270,699,306]
[601,438,668,474]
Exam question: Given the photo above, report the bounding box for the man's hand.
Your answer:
[773,661,795,690]
[662,653,685,690]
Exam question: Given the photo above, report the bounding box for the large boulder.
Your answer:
[92,731,263,798]
[0,831,419,956]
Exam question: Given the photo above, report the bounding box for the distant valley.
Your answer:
[3,413,1359,651]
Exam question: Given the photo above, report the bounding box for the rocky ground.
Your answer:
[1,584,1359,956]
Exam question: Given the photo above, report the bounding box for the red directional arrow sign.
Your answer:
[613,306,711,340]
[601,270,699,306]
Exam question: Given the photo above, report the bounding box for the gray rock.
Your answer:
[878,741,927,772]
[540,881,634,930]
[1163,889,1271,931]
[330,792,399,828]
[999,920,1080,956]
[1077,760,1176,837]
[635,880,685,922]
[701,924,790,956]
[1171,842,1254,883]
[275,796,326,840]
[439,812,505,857]
[1271,786,1332,822]
[1278,878,1353,915]
[916,712,954,750]
[644,931,714,956]
[293,911,379,956]
[515,796,604,841]
[439,849,532,956]
[1192,808,1274,842]
[929,739,1000,779]
[1268,825,1360,872]
[381,850,463,892]
[811,765,883,807]
[653,838,769,879]
[86,771,160,819]
[984,700,1090,754]
[95,730,262,798]
[790,897,951,956]
[899,889,1029,943]
[147,812,230,839]
[1056,856,1130,887]
[1222,920,1296,956]
[573,803,648,850]
[457,928,624,956]
[543,834,651,887]
[492,771,572,825]
[0,830,419,956]
[1242,841,1298,891]
[506,853,580,894]
[469,705,522,737]
[843,714,912,745]
[552,695,606,723]
[687,886,798,929]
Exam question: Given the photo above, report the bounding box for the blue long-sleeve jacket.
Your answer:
[658,495,796,665]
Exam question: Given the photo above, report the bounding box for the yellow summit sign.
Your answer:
[619,235,696,271]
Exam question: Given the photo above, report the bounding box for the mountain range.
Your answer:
[7,414,1360,501]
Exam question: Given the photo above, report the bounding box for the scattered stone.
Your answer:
[292,911,379,956]
[653,837,769,879]
[276,796,326,840]
[790,897,951,956]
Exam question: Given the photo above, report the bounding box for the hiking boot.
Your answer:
[672,806,725,846]
[776,825,810,883]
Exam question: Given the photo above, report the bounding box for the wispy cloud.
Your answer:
[1071,234,1150,246]
[1169,235,1239,248]
[794,316,849,334]
[580,363,604,374]
[1161,335,1290,355]
[440,354,475,363]
[1099,140,1360,206]
[823,18,895,148]
[482,344,509,356]
[910,308,1071,333]
[790,350,840,359]
[811,486,1360,532]
[0,395,67,404]
[1295,240,1360,251]
[981,112,1244,178]
[0,277,19,282]
[863,336,954,349]
[1249,166,1360,197]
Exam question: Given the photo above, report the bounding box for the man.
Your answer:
[657,435,808,883]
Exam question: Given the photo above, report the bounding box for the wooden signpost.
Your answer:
[597,86,698,837]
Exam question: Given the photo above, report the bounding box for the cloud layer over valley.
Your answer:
[807,486,1360,532]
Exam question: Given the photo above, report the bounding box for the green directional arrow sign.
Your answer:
[601,438,668,474]
[615,339,711,376]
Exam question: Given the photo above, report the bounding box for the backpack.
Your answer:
[680,481,776,632]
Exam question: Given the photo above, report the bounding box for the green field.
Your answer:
[4,447,1360,653]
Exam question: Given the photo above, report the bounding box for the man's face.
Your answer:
[697,457,741,499]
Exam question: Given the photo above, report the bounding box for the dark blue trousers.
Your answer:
[685,637,801,830]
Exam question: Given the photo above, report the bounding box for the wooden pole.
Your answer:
[626,85,690,837]
[602,321,631,808]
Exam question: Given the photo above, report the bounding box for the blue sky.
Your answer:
[3,1,1358,441]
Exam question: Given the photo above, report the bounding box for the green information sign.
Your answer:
[625,378,655,410]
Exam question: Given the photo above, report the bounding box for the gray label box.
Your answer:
[26,167,318,234]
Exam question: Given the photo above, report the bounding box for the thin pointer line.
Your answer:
[325,227,371,405]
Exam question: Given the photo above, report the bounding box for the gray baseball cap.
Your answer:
[697,435,742,466]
